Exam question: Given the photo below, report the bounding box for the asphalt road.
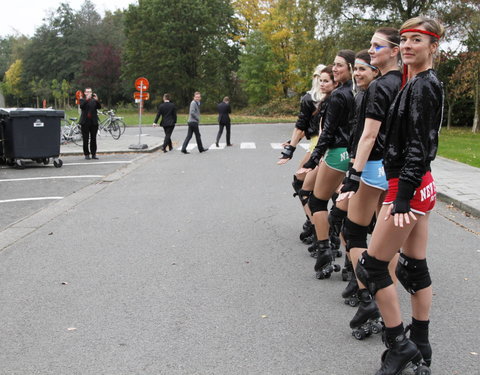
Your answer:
[0,124,479,375]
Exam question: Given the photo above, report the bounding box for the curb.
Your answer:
[436,192,480,218]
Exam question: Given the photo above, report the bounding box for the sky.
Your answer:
[0,0,136,38]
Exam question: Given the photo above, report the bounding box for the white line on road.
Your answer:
[270,143,283,149]
[299,143,310,150]
[61,161,133,166]
[0,197,63,204]
[0,175,103,183]
[240,142,256,149]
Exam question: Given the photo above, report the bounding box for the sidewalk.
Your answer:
[59,126,480,218]
[432,156,480,217]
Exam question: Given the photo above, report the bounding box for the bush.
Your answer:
[239,96,300,117]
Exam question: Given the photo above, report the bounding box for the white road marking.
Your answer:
[0,197,63,204]
[299,143,310,150]
[210,143,226,150]
[177,144,197,151]
[0,175,103,183]
[240,142,256,149]
[270,143,283,149]
[61,161,133,166]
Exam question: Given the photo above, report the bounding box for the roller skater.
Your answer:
[355,17,444,373]
[350,289,383,340]
[297,53,355,280]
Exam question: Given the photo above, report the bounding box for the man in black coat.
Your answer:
[215,96,232,147]
[153,93,177,152]
[79,87,101,159]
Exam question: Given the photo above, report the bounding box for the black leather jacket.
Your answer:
[383,69,444,189]
[295,93,320,139]
[309,80,354,165]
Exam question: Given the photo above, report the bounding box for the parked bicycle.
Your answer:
[98,109,126,140]
[60,117,82,146]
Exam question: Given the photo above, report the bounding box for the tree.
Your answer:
[122,0,240,108]
[238,31,279,104]
[2,59,27,105]
[77,43,122,107]
[30,79,52,108]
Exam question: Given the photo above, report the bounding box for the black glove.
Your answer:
[340,167,362,193]
[280,144,296,159]
[303,157,317,170]
[391,180,416,215]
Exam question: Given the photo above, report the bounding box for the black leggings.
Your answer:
[216,123,231,145]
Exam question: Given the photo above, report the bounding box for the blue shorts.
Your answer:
[361,160,388,190]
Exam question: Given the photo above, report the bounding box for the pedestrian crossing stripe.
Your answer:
[241,142,256,149]
[174,143,309,151]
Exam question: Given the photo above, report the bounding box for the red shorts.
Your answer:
[383,171,436,215]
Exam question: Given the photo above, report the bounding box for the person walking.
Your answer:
[215,96,232,147]
[153,93,177,152]
[181,91,208,154]
[79,87,101,160]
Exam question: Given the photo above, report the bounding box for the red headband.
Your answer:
[400,28,441,40]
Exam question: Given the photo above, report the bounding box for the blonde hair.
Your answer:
[309,64,326,102]
[400,17,445,43]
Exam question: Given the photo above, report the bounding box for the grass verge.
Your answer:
[438,127,480,168]
[64,109,295,126]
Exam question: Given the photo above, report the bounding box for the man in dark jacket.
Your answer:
[215,96,232,147]
[79,87,101,159]
[153,93,177,152]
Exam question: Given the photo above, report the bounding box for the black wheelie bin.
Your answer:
[0,108,64,168]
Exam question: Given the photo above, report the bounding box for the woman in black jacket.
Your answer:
[297,50,355,279]
[355,17,444,374]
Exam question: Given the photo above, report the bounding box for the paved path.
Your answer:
[62,125,480,218]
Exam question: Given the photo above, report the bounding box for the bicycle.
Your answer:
[98,109,126,140]
[60,117,82,146]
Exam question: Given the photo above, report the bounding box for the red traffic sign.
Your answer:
[134,91,150,100]
[135,77,149,91]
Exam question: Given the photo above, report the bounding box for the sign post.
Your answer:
[129,77,150,150]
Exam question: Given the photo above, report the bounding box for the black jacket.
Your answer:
[154,101,177,127]
[383,69,444,189]
[351,70,402,160]
[217,101,231,124]
[295,93,320,139]
[79,98,101,126]
[309,80,354,165]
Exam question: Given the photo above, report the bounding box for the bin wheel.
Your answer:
[53,159,63,168]
[15,160,25,169]
[6,159,15,167]
[43,158,50,165]
[35,158,43,164]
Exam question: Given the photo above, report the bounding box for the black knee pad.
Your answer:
[299,189,312,206]
[292,175,303,196]
[355,251,393,296]
[328,206,347,236]
[342,218,368,251]
[395,253,432,295]
[309,194,328,214]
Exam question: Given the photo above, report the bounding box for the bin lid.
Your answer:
[0,108,65,117]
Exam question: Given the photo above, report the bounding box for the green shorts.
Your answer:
[323,147,350,172]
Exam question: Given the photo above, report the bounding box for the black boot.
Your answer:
[342,277,359,307]
[406,319,432,367]
[350,289,380,328]
[314,240,340,279]
[376,332,429,375]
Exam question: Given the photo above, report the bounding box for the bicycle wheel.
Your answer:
[116,119,126,135]
[60,119,69,144]
[71,124,83,146]
[109,121,121,140]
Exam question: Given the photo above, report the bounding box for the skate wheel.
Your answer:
[415,365,431,375]
[336,250,342,257]
[371,322,383,334]
[352,329,366,340]
[348,298,359,307]
[324,272,331,279]
[333,264,341,272]
[316,271,324,280]
[344,299,350,305]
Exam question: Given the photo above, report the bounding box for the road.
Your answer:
[0,124,479,374]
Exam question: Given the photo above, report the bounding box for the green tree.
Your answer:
[2,59,28,105]
[29,78,52,108]
[238,31,279,104]
[122,0,240,108]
